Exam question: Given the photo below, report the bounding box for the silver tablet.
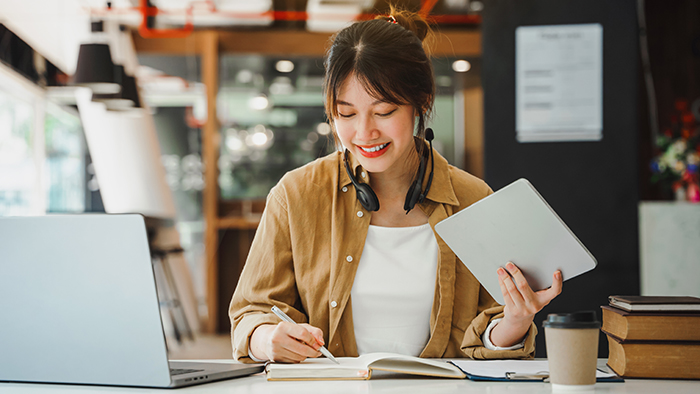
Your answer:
[434,178,597,305]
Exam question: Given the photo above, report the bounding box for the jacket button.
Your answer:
[342,186,348,192]
[357,211,363,218]
[331,301,338,308]
[346,255,353,262]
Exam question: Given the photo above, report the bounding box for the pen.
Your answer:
[270,305,339,364]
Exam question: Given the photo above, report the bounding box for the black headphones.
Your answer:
[343,128,435,214]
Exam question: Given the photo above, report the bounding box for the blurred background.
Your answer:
[0,0,698,359]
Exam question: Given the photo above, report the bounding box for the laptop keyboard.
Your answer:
[170,368,204,376]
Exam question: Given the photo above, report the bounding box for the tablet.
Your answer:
[434,178,597,305]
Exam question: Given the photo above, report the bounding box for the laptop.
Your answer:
[0,214,264,388]
[434,178,597,305]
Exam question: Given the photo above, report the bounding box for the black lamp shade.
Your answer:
[121,75,141,108]
[72,43,120,94]
[92,65,134,110]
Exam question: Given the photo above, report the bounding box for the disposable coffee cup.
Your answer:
[543,311,601,390]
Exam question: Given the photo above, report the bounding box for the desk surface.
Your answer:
[1,361,699,394]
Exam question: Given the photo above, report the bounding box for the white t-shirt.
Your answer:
[350,223,438,356]
[350,224,525,356]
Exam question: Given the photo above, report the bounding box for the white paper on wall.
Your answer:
[516,24,603,143]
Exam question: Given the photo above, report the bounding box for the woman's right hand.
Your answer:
[249,322,325,363]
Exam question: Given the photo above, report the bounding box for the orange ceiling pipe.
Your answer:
[270,10,480,24]
[138,0,194,39]
[96,1,478,36]
[427,14,481,24]
[420,0,440,16]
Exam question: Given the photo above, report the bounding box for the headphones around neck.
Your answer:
[343,128,435,214]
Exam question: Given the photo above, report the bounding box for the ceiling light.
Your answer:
[236,69,254,84]
[72,20,121,94]
[452,60,471,73]
[251,132,268,146]
[470,1,485,12]
[91,65,134,110]
[120,75,141,108]
[275,60,295,73]
[72,43,121,94]
[437,76,453,87]
[245,125,274,150]
[225,129,245,152]
[249,94,269,110]
[307,132,319,143]
[270,77,294,95]
[316,122,332,135]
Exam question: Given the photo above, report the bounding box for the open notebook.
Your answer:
[266,354,624,382]
[265,353,466,381]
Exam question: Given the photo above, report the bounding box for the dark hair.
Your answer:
[323,7,435,149]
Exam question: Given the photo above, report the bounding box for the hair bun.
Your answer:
[378,6,431,42]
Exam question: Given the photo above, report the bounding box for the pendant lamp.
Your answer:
[92,64,135,110]
[72,43,121,94]
[121,74,142,108]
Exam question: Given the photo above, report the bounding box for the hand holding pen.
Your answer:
[270,306,339,364]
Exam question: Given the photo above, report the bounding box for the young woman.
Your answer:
[229,8,562,363]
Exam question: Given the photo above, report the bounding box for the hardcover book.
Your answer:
[608,295,700,312]
[604,331,700,379]
[601,305,700,341]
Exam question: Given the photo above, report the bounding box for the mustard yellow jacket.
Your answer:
[229,149,537,361]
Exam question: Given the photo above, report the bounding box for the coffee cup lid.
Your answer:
[542,311,601,329]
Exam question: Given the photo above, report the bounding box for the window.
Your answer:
[0,65,42,216]
[44,102,85,212]
[0,63,87,216]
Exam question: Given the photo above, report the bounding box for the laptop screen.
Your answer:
[0,214,171,387]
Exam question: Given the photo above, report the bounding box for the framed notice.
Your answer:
[515,24,603,142]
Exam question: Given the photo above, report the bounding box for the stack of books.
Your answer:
[602,295,700,379]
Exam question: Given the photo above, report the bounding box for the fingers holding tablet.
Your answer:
[497,262,563,322]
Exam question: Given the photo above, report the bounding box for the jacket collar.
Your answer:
[338,140,459,207]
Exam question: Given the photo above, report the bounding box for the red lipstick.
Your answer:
[357,142,390,158]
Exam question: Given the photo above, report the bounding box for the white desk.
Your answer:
[1,361,699,394]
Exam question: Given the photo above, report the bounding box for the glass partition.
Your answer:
[0,72,39,216]
[44,102,86,212]
[218,55,333,200]
[216,54,473,200]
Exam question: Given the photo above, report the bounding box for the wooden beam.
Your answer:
[218,30,333,56]
[431,29,481,57]
[200,30,220,334]
[463,86,484,178]
[134,29,481,57]
[132,31,204,55]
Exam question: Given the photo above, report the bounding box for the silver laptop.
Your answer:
[434,178,597,305]
[0,214,264,388]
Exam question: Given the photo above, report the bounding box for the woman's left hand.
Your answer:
[489,261,563,347]
[498,261,563,323]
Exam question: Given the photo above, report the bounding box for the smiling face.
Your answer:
[334,75,417,176]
